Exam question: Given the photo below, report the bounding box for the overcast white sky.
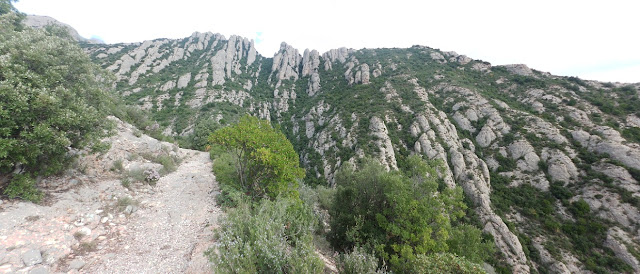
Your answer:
[14,0,640,83]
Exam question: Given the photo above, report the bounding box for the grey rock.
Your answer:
[28,266,49,274]
[24,15,91,43]
[541,148,578,182]
[369,117,398,171]
[22,249,43,266]
[476,125,496,147]
[272,42,301,82]
[322,47,352,70]
[177,73,191,89]
[69,259,86,270]
[532,240,571,273]
[504,64,534,76]
[508,140,539,172]
[124,205,133,215]
[604,228,639,272]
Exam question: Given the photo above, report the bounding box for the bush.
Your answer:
[338,247,386,274]
[208,115,305,201]
[447,224,495,263]
[329,156,491,272]
[2,173,42,202]
[1,7,115,199]
[409,253,487,274]
[207,197,323,273]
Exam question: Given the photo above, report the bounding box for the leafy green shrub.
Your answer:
[338,247,386,274]
[156,154,178,175]
[2,173,42,202]
[181,118,219,150]
[211,152,239,190]
[1,7,115,199]
[409,253,487,274]
[316,185,336,210]
[207,197,323,273]
[215,184,244,209]
[329,156,492,272]
[208,115,305,201]
[447,224,495,264]
[623,127,640,144]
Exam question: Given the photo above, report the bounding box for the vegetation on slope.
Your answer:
[0,4,115,201]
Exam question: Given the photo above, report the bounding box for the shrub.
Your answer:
[1,7,115,199]
[110,159,124,172]
[446,224,495,263]
[409,253,487,274]
[207,197,323,273]
[208,115,305,201]
[329,156,491,272]
[338,247,386,274]
[2,173,42,202]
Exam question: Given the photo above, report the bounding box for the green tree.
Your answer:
[329,156,492,272]
[208,115,304,200]
[0,9,114,201]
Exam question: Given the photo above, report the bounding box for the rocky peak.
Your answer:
[271,42,302,82]
[23,15,100,43]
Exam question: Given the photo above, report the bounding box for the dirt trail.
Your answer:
[0,118,221,273]
[84,151,219,273]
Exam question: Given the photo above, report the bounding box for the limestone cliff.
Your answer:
[84,34,640,273]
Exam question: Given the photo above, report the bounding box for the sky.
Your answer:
[14,0,640,83]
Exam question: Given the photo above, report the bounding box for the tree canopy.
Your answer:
[208,115,304,200]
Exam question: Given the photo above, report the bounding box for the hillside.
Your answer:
[0,117,219,273]
[82,33,640,273]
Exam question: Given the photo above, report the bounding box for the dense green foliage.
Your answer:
[329,156,493,272]
[0,7,114,201]
[208,117,324,272]
[208,115,305,200]
[409,253,487,274]
[337,247,385,274]
[207,197,323,273]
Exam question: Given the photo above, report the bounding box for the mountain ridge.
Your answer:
[80,29,640,273]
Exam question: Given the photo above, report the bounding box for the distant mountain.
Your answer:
[23,15,102,43]
[83,32,640,273]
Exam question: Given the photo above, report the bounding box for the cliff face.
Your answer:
[84,35,640,273]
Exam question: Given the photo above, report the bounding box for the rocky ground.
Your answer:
[0,118,221,273]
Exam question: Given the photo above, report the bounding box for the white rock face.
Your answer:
[302,49,321,96]
[369,117,398,171]
[211,51,226,86]
[272,42,301,81]
[579,185,640,229]
[604,227,640,272]
[571,129,640,170]
[476,125,496,147]
[626,114,640,128]
[504,64,534,76]
[322,47,352,70]
[532,239,572,273]
[541,148,578,182]
[508,140,540,172]
[160,80,176,92]
[593,163,640,193]
[177,73,191,89]
[24,15,90,42]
